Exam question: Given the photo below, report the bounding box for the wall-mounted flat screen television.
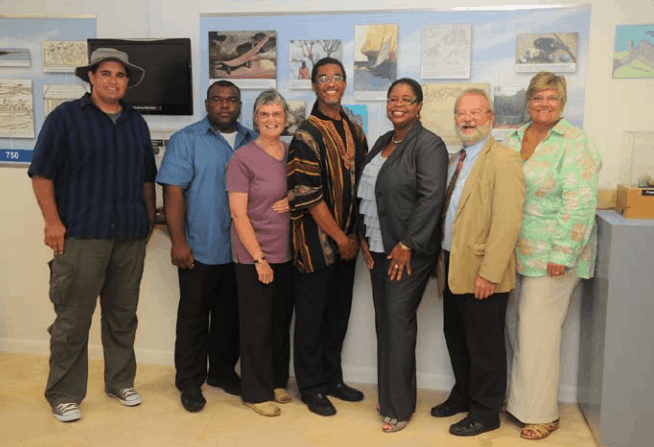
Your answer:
[87,38,193,115]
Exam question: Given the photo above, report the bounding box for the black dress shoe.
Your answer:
[430,400,469,418]
[301,393,336,416]
[207,372,241,396]
[326,382,364,402]
[181,387,206,413]
[449,417,499,436]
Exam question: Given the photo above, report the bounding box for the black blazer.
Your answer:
[359,121,448,257]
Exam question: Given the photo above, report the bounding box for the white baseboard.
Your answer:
[0,338,577,403]
[0,338,173,366]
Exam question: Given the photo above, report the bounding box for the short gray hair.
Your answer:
[454,88,494,114]
[253,89,289,132]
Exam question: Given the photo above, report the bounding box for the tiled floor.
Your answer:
[0,352,598,446]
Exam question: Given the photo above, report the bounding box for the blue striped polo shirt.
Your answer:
[28,93,157,239]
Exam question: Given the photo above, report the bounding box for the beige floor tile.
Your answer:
[0,352,597,447]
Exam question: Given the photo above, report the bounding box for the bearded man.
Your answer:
[429,88,525,437]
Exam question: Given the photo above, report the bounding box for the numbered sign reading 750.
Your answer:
[1,149,33,164]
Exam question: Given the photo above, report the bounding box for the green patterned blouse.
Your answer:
[505,119,602,279]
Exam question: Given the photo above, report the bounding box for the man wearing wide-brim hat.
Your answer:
[28,47,156,423]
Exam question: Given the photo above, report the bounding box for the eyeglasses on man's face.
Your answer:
[316,74,344,84]
[455,109,490,119]
[387,97,418,106]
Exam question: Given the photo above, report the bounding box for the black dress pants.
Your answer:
[370,251,434,422]
[293,260,356,398]
[442,251,509,427]
[175,261,239,391]
[235,262,294,403]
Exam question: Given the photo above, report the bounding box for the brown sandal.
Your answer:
[521,420,560,440]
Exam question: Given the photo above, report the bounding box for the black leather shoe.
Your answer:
[207,372,241,396]
[449,417,499,436]
[430,400,469,418]
[181,387,206,413]
[326,382,364,402]
[301,393,337,416]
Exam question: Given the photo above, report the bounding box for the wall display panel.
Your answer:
[41,40,88,73]
[209,30,277,89]
[515,32,579,73]
[613,24,654,79]
[0,16,96,166]
[200,7,590,148]
[288,39,343,89]
[421,24,472,80]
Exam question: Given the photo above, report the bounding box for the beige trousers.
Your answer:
[505,272,580,423]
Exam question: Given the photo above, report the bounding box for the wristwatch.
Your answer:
[254,256,267,264]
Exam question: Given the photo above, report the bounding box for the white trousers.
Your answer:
[505,272,580,423]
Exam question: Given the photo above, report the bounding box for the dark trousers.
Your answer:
[442,251,509,427]
[370,251,434,422]
[45,238,146,407]
[235,262,294,403]
[174,261,239,391]
[293,260,356,398]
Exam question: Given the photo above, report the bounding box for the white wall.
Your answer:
[2,0,653,403]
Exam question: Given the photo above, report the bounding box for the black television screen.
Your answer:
[87,38,193,115]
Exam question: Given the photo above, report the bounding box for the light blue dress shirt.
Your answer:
[442,136,489,252]
[156,117,257,265]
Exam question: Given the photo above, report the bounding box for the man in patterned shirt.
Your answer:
[287,57,368,416]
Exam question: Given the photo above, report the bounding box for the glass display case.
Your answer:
[616,131,654,218]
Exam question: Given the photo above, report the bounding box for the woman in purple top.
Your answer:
[226,90,293,417]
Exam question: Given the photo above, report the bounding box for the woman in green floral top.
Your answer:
[504,72,602,440]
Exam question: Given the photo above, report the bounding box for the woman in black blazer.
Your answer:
[358,78,448,432]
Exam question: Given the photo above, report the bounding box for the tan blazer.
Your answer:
[442,136,525,295]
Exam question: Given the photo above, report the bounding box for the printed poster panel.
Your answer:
[288,39,343,89]
[613,24,654,79]
[343,104,367,136]
[42,84,88,117]
[354,24,398,101]
[42,40,88,73]
[421,82,490,147]
[209,31,277,89]
[515,33,578,73]
[0,78,35,139]
[0,48,31,68]
[422,24,472,79]
[492,85,529,141]
[281,100,306,142]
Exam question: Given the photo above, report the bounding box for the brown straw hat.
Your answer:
[75,48,145,88]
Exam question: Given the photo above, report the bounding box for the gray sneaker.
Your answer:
[53,402,81,422]
[106,387,142,407]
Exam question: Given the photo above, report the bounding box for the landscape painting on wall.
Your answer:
[613,24,654,79]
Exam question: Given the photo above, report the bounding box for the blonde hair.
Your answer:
[526,71,567,108]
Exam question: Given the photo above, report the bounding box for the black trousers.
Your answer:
[293,260,356,398]
[442,251,509,427]
[174,261,240,391]
[235,262,294,403]
[370,251,434,422]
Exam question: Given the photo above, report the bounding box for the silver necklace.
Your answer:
[392,134,403,144]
